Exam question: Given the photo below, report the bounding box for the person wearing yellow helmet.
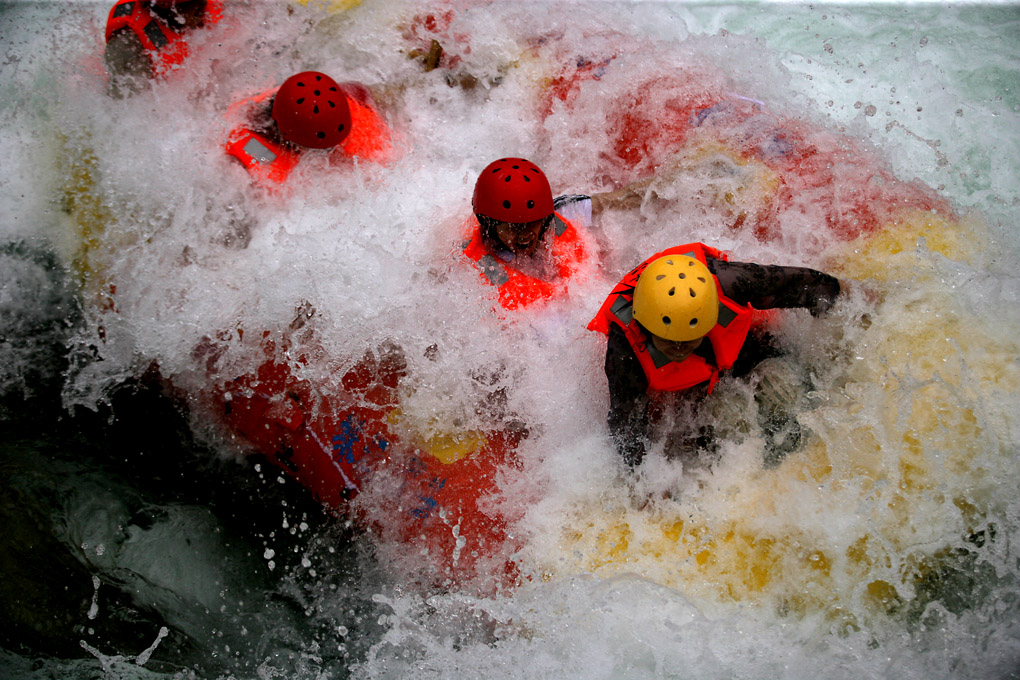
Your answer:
[588,242,841,466]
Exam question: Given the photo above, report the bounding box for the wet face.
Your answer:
[495,217,548,256]
[650,333,703,363]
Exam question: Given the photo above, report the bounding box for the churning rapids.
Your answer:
[2,1,1019,679]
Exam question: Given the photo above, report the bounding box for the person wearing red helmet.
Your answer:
[225,71,393,187]
[103,0,223,97]
[463,158,595,311]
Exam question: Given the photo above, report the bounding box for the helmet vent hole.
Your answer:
[338,124,345,132]
[316,131,325,139]
[662,316,672,326]
[297,81,306,87]
[698,276,706,283]
[314,90,321,96]
[328,100,335,108]
[523,176,530,182]
[667,287,675,296]
[665,259,674,266]
[502,200,511,209]
[313,105,319,114]
[512,165,520,169]
[679,272,686,279]
[504,177,511,183]
[689,288,697,297]
[655,274,666,281]
[296,97,305,104]
[689,318,698,327]
[527,200,535,209]
[329,86,337,92]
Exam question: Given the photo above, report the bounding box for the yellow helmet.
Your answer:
[633,255,719,341]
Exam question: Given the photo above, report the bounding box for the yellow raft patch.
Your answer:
[59,136,120,311]
[292,0,362,13]
[386,408,489,466]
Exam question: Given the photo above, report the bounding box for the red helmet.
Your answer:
[472,158,554,223]
[271,71,352,149]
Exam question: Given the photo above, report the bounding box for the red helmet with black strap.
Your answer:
[472,158,554,224]
[271,71,352,149]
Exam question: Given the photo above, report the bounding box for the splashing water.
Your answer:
[2,1,1019,678]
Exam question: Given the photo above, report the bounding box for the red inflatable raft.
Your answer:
[538,44,954,242]
[214,337,524,591]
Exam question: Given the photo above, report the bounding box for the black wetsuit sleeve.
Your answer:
[707,259,841,316]
[605,324,650,467]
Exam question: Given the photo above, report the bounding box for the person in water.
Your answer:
[588,242,841,467]
[103,0,222,97]
[463,157,600,311]
[224,71,393,187]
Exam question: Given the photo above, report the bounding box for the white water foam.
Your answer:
[2,1,1019,678]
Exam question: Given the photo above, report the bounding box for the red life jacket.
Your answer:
[335,83,394,163]
[462,211,589,311]
[105,0,222,77]
[588,242,758,394]
[225,84,392,187]
[224,88,303,187]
